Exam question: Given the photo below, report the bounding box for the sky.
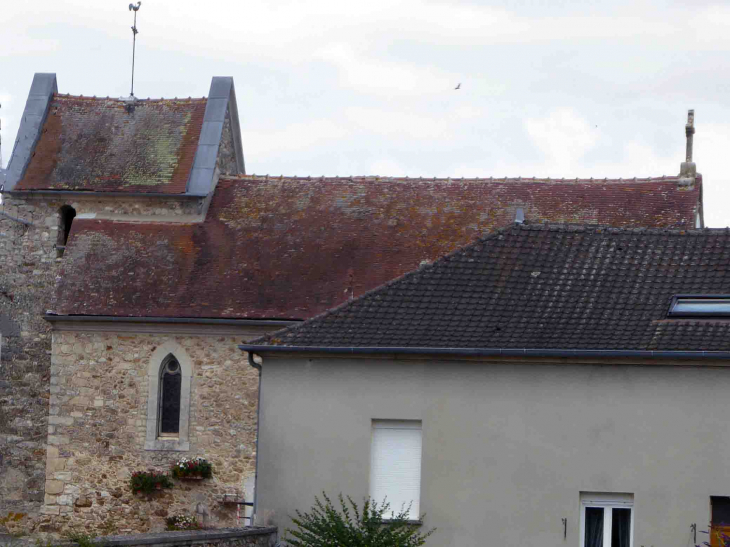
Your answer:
[2,0,730,226]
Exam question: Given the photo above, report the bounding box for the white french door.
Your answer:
[580,493,634,547]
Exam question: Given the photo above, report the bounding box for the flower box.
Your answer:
[171,457,213,480]
[130,470,173,495]
[222,493,243,504]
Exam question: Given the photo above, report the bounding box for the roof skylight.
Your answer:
[668,296,730,317]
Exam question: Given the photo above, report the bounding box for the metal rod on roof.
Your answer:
[129,2,141,97]
[686,109,695,163]
[0,210,34,227]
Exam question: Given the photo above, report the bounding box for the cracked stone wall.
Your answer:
[37,331,259,536]
[0,193,203,536]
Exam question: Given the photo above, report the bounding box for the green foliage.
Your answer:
[33,531,97,547]
[63,531,98,547]
[129,470,173,494]
[286,492,435,547]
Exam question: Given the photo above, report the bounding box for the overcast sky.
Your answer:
[2,0,730,226]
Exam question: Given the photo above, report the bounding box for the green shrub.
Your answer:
[64,531,98,547]
[129,470,173,494]
[286,492,435,547]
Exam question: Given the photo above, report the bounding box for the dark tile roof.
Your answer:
[15,95,206,193]
[52,174,702,320]
[261,224,730,351]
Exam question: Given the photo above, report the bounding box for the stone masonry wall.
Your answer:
[37,332,259,536]
[0,193,203,535]
[91,527,278,547]
[216,108,240,177]
[1,527,278,547]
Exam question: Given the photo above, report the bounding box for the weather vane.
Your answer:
[129,2,142,97]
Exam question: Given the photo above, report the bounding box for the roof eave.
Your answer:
[6,189,207,199]
[238,344,730,361]
[45,314,299,327]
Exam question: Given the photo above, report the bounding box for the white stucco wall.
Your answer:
[256,356,730,546]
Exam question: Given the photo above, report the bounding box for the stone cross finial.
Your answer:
[679,109,697,181]
[686,109,695,163]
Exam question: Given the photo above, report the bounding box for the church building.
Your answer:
[0,73,704,535]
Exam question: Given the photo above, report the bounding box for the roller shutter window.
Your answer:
[370,420,422,520]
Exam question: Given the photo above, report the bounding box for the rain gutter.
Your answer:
[237,345,730,360]
[45,315,298,327]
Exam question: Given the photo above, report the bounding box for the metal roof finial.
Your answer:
[129,2,142,98]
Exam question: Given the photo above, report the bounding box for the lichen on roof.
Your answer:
[53,174,702,320]
[16,95,206,193]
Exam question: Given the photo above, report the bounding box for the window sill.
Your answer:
[144,438,189,452]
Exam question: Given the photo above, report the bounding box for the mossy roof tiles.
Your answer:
[52,174,702,320]
[16,95,206,193]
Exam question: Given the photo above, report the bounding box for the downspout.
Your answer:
[248,351,262,524]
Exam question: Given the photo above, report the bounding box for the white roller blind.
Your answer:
[370,420,422,519]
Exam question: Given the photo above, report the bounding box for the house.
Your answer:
[242,222,730,547]
[0,71,706,536]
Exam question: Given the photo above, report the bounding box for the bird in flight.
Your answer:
[455,83,461,90]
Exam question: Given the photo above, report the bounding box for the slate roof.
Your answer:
[15,95,206,193]
[52,174,702,320]
[257,224,730,351]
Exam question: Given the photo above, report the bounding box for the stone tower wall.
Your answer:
[39,331,259,536]
[0,193,203,535]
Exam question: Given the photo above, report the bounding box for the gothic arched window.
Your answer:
[158,356,182,436]
[145,343,191,451]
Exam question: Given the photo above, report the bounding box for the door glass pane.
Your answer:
[712,496,730,525]
[612,508,631,547]
[585,507,604,547]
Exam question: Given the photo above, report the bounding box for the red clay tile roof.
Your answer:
[256,224,730,352]
[16,95,206,193]
[52,174,702,319]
